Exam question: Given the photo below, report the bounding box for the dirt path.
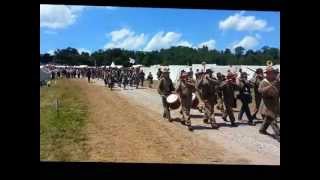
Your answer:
[74,79,253,164]
[92,79,280,165]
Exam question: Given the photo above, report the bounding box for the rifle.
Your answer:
[247,67,256,73]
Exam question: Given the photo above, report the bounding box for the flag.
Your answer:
[129,57,135,64]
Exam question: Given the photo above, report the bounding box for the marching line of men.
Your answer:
[46,66,154,90]
[158,66,280,141]
[45,64,280,141]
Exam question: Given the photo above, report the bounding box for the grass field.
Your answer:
[40,79,89,161]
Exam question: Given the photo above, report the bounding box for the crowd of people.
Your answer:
[43,63,280,141]
[44,66,154,89]
[157,65,280,141]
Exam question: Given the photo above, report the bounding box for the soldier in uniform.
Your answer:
[237,72,255,126]
[251,68,264,119]
[122,70,129,90]
[157,68,175,122]
[188,67,193,79]
[147,72,153,88]
[219,72,238,127]
[196,69,219,129]
[176,72,196,130]
[258,67,280,141]
[86,68,91,83]
[139,70,145,87]
[216,72,225,116]
[157,68,162,80]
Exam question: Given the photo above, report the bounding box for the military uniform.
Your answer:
[157,70,175,121]
[258,76,280,137]
[219,75,238,126]
[147,73,153,88]
[216,73,225,114]
[196,71,219,128]
[251,69,264,119]
[176,75,195,129]
[238,73,254,125]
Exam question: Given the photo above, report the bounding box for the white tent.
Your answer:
[110,62,115,68]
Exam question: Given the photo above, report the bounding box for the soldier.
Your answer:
[258,67,280,141]
[195,69,201,80]
[176,72,196,131]
[237,72,255,126]
[108,70,115,90]
[133,71,139,89]
[216,72,225,116]
[219,72,238,127]
[128,71,133,87]
[188,67,194,79]
[76,69,80,79]
[157,68,162,80]
[122,70,129,90]
[147,72,153,88]
[157,68,175,122]
[196,69,219,129]
[103,69,108,87]
[251,68,264,120]
[86,68,91,83]
[139,70,145,87]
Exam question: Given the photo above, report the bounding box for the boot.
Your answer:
[210,120,219,129]
[203,118,209,124]
[248,120,256,126]
[259,129,268,135]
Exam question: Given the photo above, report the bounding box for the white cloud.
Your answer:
[78,48,91,54]
[143,31,192,51]
[197,39,216,50]
[219,11,273,32]
[231,35,259,50]
[104,28,146,50]
[108,28,134,42]
[40,5,85,29]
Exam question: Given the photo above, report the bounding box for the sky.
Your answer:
[40,5,280,55]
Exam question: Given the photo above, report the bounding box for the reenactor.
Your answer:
[176,72,196,131]
[195,69,219,129]
[139,70,145,87]
[258,67,280,141]
[216,72,225,115]
[147,72,153,88]
[237,72,255,126]
[157,68,175,121]
[251,68,264,119]
[219,72,238,127]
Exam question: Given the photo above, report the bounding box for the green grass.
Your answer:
[40,79,89,161]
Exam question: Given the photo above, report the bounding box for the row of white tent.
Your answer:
[141,64,280,83]
[40,63,280,83]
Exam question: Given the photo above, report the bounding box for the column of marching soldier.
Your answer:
[158,66,280,141]
[47,64,280,141]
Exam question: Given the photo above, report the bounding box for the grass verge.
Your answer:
[40,79,88,161]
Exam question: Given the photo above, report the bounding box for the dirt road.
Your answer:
[78,79,279,164]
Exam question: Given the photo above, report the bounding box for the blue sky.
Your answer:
[40,5,280,54]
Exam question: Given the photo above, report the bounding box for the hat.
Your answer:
[240,72,248,78]
[264,66,277,74]
[206,69,213,74]
[241,72,247,76]
[256,68,263,74]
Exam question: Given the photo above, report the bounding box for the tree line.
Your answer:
[40,46,280,67]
